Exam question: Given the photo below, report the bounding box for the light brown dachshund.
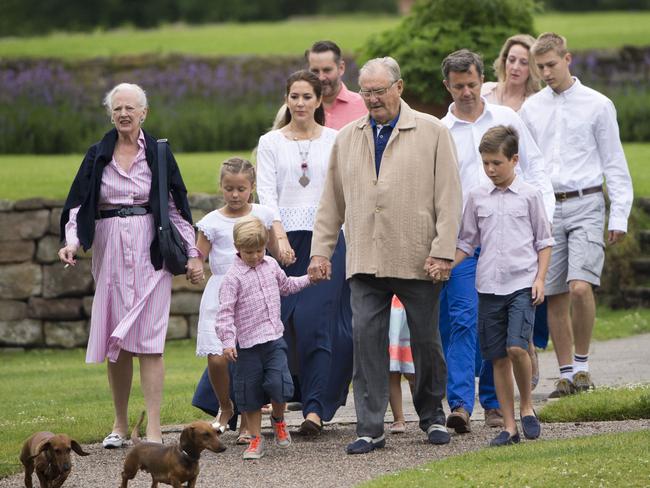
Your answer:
[121,413,226,487]
[20,432,89,488]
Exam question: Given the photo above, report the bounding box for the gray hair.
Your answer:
[359,57,401,83]
[103,83,148,116]
[441,49,484,80]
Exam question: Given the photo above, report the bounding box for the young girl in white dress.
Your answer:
[189,157,295,442]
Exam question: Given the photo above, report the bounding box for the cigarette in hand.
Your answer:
[64,264,70,269]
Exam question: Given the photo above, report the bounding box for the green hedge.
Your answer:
[0,0,397,37]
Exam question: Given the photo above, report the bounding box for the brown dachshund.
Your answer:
[20,432,89,488]
[121,413,226,487]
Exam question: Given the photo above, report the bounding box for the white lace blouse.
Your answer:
[256,127,337,232]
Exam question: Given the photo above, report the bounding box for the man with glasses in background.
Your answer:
[308,56,462,454]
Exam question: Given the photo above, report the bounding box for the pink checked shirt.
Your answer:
[216,255,311,349]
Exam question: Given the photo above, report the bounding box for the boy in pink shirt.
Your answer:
[446,126,553,446]
[216,216,314,459]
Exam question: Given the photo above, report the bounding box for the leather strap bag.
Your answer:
[156,139,188,275]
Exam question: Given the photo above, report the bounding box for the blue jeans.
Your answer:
[439,252,480,415]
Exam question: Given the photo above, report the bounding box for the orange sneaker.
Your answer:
[242,435,265,460]
[271,416,292,448]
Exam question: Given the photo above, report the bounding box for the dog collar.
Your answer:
[181,449,199,462]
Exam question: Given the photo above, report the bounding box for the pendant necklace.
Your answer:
[295,137,312,187]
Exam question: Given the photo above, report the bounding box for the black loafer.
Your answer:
[521,414,541,440]
[490,430,520,447]
[427,424,451,445]
[346,436,386,455]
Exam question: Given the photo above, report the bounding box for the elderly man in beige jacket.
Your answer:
[308,57,462,454]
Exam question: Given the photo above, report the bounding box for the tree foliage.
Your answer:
[361,0,539,104]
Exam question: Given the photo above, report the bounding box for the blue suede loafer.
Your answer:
[490,430,520,447]
[521,414,541,440]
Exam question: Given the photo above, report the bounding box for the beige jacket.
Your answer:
[311,100,462,281]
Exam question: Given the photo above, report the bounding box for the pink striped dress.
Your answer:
[65,131,197,363]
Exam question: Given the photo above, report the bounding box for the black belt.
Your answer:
[555,185,602,202]
[98,205,151,219]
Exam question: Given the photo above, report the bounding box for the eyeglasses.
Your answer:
[359,80,398,99]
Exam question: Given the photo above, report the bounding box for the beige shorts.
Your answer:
[545,192,605,296]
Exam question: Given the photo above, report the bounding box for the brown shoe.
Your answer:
[484,408,504,428]
[572,371,595,392]
[446,407,471,433]
[548,378,576,399]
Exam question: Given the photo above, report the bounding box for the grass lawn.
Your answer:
[0,15,400,60]
[0,11,648,60]
[0,340,207,478]
[593,306,650,341]
[539,384,650,422]
[1,143,648,201]
[362,430,650,487]
[0,151,237,201]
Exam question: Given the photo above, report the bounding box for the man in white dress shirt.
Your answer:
[438,49,554,434]
[519,33,633,397]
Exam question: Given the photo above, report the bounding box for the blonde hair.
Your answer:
[532,32,568,57]
[233,216,268,249]
[220,157,256,203]
[493,34,541,97]
[479,125,519,159]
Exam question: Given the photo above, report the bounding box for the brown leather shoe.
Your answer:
[484,408,504,428]
[446,407,471,433]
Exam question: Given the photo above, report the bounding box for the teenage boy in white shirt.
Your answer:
[519,32,633,397]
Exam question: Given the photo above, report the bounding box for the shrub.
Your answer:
[361,0,539,104]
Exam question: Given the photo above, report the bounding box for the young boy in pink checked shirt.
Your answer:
[216,215,315,460]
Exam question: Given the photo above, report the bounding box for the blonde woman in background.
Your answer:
[482,34,541,112]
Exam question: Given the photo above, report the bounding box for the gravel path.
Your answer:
[4,333,650,487]
[4,419,649,488]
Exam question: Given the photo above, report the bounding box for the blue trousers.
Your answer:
[281,231,353,422]
[439,252,481,415]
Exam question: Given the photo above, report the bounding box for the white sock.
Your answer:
[559,364,573,380]
[573,353,589,373]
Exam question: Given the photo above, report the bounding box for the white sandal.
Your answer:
[211,409,234,434]
[102,432,126,448]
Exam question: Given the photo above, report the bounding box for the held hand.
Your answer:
[57,244,79,267]
[224,348,237,362]
[186,257,204,283]
[278,239,296,266]
[532,279,545,306]
[608,230,626,245]
[425,257,451,282]
[308,256,331,282]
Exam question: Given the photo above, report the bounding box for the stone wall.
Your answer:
[0,194,222,349]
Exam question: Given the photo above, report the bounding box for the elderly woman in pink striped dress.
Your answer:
[58,83,202,447]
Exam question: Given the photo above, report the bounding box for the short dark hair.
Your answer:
[305,40,342,64]
[441,49,484,80]
[479,125,519,159]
